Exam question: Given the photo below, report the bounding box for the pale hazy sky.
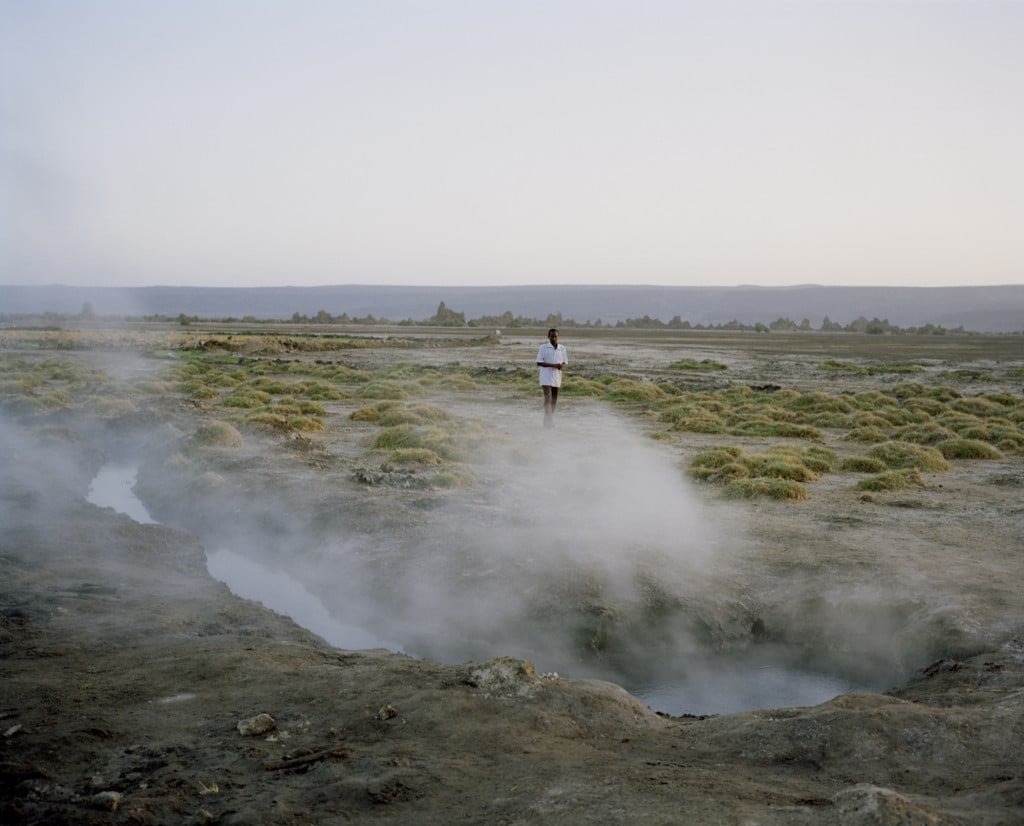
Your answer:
[1,1,1021,288]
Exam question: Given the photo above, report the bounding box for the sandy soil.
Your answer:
[2,328,1022,824]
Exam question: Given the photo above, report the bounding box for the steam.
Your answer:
[292,405,735,679]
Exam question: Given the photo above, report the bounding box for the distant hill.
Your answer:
[2,283,1022,333]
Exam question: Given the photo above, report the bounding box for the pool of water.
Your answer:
[86,462,156,524]
[627,663,859,716]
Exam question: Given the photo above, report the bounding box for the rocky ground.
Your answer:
[1,328,1022,824]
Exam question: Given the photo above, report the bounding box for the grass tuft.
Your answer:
[935,439,1003,460]
[855,468,926,492]
[724,478,807,500]
[867,441,951,472]
[193,421,245,447]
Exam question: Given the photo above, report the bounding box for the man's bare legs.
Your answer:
[542,385,559,427]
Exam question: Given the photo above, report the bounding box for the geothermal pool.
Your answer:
[87,461,867,716]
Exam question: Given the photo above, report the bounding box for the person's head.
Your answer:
[547,328,559,345]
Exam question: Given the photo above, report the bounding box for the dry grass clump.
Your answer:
[819,360,866,375]
[892,422,957,445]
[132,379,172,396]
[724,478,807,501]
[432,466,478,489]
[381,448,446,467]
[564,377,612,397]
[902,397,947,417]
[747,455,820,482]
[266,398,327,417]
[180,381,222,400]
[982,391,1020,408]
[767,444,838,473]
[660,404,728,434]
[350,401,400,423]
[935,439,1003,460]
[852,389,895,409]
[689,446,744,480]
[786,392,854,414]
[192,421,245,448]
[690,444,830,496]
[839,455,889,473]
[850,411,891,428]
[250,378,293,395]
[952,396,1009,417]
[730,420,822,440]
[356,381,410,400]
[294,380,345,400]
[604,379,667,402]
[373,425,463,461]
[432,374,479,392]
[855,468,926,492]
[867,363,925,375]
[866,441,951,472]
[89,395,138,418]
[220,390,272,408]
[918,384,961,402]
[378,403,452,427]
[351,401,452,427]
[242,411,325,432]
[667,358,728,371]
[934,414,1024,450]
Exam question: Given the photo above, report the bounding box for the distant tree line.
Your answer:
[1,301,1016,336]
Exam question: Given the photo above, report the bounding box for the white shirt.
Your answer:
[537,342,567,387]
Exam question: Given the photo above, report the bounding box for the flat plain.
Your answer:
[1,323,1022,824]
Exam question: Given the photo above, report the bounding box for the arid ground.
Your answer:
[1,324,1022,824]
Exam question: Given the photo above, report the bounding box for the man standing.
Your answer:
[536,328,568,427]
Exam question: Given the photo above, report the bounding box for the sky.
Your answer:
[1,1,1021,289]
